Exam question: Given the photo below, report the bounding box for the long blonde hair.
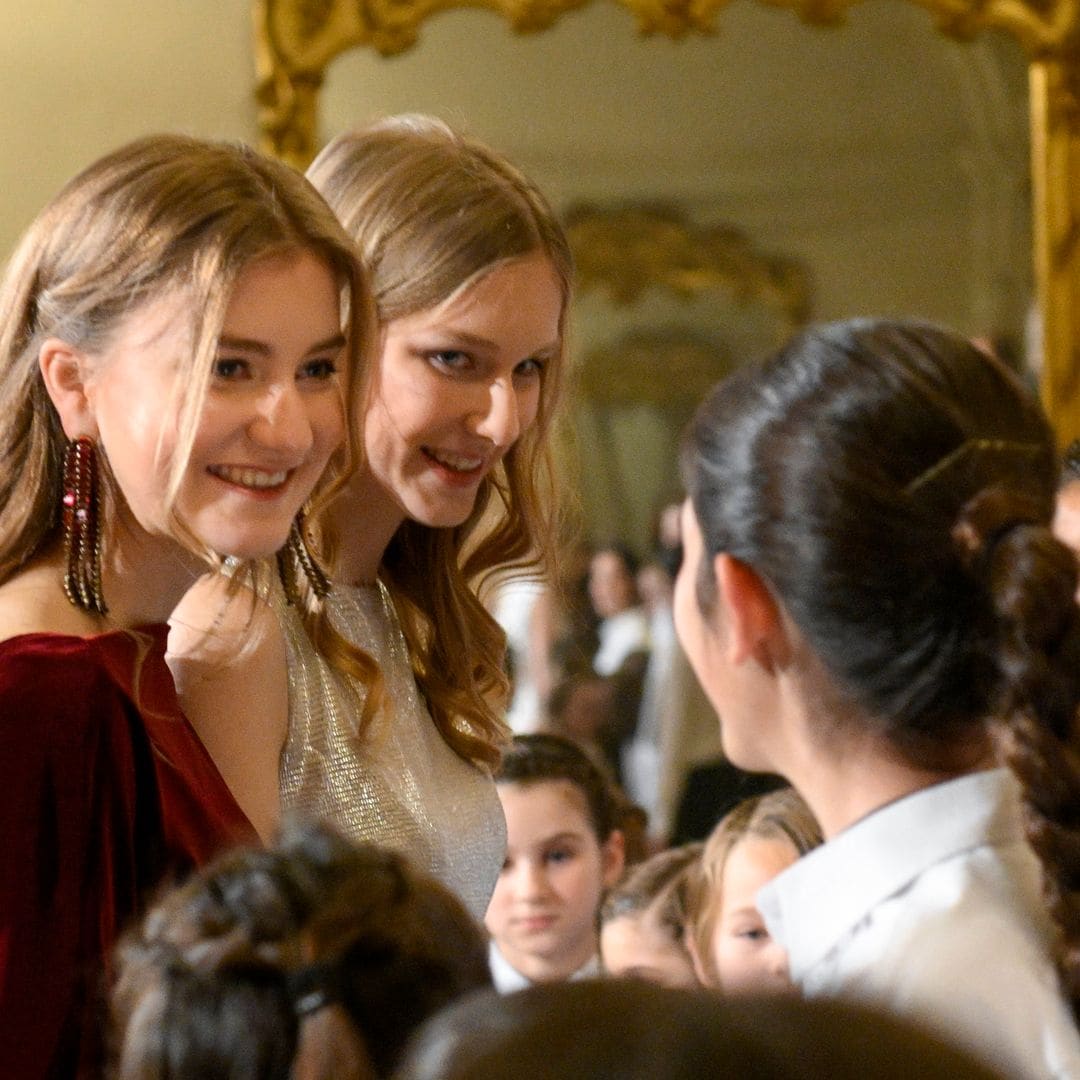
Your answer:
[307,114,573,769]
[686,787,821,985]
[0,134,369,596]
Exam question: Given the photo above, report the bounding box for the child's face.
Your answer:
[710,834,797,994]
[486,779,624,983]
[600,909,699,989]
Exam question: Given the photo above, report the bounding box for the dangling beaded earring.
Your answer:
[61,435,107,614]
[277,510,331,606]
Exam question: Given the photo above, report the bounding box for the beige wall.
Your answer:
[0,2,254,259]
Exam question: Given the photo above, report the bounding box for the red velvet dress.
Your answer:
[0,625,258,1078]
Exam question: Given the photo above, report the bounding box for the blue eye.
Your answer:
[514,357,545,379]
[736,927,770,942]
[300,358,338,381]
[545,847,574,865]
[427,350,472,373]
[213,357,248,380]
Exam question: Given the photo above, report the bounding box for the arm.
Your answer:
[168,573,289,842]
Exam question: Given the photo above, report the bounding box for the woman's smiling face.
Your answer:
[83,250,347,561]
[361,251,562,531]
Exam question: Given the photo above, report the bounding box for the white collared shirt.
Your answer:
[488,939,602,995]
[758,769,1080,1079]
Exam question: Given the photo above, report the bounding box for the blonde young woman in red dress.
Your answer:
[0,134,368,1076]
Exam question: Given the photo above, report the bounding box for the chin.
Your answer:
[206,528,294,562]
[410,500,477,530]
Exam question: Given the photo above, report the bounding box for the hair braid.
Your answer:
[959,488,1080,1020]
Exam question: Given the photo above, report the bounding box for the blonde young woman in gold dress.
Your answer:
[171,116,572,919]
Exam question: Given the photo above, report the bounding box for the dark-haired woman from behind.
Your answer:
[675,318,1080,1078]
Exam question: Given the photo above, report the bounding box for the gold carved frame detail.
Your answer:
[254,0,1080,440]
[566,203,810,406]
[565,203,811,327]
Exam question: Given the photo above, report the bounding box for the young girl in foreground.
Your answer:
[685,788,820,993]
[675,317,1080,1077]
[485,734,625,991]
[172,116,572,921]
[0,134,365,1075]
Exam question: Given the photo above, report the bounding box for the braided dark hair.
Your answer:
[681,318,1080,1018]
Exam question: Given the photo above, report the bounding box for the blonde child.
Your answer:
[485,734,625,991]
[687,787,821,994]
[599,843,702,989]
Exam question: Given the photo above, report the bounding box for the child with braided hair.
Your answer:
[675,318,1080,1078]
[111,819,492,1079]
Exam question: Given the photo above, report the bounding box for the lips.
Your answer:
[208,465,289,490]
[513,913,558,934]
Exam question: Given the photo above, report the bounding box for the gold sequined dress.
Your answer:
[275,581,506,921]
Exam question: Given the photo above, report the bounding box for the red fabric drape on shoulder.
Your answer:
[0,626,257,1078]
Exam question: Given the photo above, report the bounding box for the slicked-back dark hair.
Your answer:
[681,316,1080,1020]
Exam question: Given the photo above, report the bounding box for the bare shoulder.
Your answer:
[0,561,101,643]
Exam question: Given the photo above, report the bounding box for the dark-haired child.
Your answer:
[484,734,625,991]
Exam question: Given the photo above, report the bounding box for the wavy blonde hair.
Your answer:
[307,114,573,769]
[0,134,369,600]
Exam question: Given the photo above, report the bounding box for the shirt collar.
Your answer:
[487,939,601,993]
[757,768,1026,981]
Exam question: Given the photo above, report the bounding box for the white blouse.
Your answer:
[758,769,1080,1079]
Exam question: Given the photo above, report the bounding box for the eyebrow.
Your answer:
[724,906,766,921]
[217,332,347,356]
[539,830,586,845]
[422,327,560,357]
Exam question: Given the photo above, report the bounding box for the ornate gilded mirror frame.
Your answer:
[563,202,810,545]
[254,0,1080,440]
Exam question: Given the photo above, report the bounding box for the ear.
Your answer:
[714,553,789,672]
[38,338,97,439]
[600,829,626,888]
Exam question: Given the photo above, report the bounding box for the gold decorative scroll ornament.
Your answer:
[578,333,733,409]
[254,0,1080,442]
[564,203,811,328]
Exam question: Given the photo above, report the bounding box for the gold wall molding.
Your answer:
[565,203,811,329]
[578,332,731,408]
[254,0,1080,440]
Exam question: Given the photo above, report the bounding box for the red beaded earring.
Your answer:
[61,436,107,614]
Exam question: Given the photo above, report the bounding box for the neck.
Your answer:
[328,469,405,586]
[99,520,206,626]
[781,709,995,839]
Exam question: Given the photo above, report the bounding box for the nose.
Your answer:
[249,384,314,458]
[512,859,550,902]
[472,379,522,449]
[768,942,790,982]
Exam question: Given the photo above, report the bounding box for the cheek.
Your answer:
[555,858,600,905]
[362,402,398,466]
[313,394,345,449]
